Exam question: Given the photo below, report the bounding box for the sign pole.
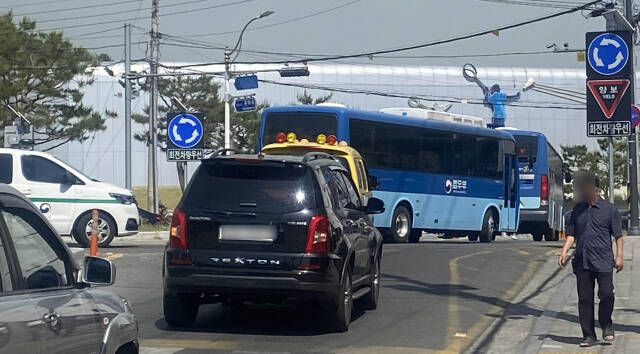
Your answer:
[623,2,640,234]
[609,137,615,202]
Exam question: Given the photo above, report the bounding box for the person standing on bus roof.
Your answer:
[558,171,623,347]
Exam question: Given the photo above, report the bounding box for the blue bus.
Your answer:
[258,105,520,243]
[509,130,564,241]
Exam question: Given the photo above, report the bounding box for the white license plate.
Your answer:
[219,225,277,242]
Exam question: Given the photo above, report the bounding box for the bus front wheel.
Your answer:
[479,210,496,243]
[386,206,412,243]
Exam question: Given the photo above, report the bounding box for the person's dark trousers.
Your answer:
[575,266,615,339]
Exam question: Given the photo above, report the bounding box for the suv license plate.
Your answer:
[219,225,277,242]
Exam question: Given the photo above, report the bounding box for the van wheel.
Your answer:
[386,206,412,243]
[331,269,353,332]
[532,233,543,242]
[408,229,422,243]
[163,292,199,327]
[479,210,496,243]
[72,211,116,248]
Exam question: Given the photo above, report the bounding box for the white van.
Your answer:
[0,148,139,247]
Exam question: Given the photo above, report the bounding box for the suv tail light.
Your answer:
[540,174,549,206]
[305,215,330,254]
[170,208,188,249]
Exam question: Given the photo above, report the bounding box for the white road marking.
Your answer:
[541,344,563,349]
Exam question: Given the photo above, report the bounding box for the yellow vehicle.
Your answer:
[261,132,378,198]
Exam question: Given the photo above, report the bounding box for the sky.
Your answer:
[1,0,618,69]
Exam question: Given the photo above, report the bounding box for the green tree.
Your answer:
[0,13,114,150]
[561,139,628,201]
[295,90,333,105]
[132,76,268,189]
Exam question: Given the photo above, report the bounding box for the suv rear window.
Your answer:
[0,154,11,183]
[184,161,317,214]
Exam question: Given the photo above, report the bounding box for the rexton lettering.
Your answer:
[211,257,281,266]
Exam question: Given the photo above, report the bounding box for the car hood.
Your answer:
[90,181,133,197]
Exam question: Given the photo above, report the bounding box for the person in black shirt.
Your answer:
[558,171,623,347]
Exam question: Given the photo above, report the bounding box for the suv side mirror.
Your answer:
[364,197,385,214]
[564,172,572,184]
[82,256,115,286]
[367,175,380,190]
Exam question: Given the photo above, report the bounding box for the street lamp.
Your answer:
[223,11,274,149]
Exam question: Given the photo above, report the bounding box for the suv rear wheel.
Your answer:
[163,292,199,327]
[331,269,353,332]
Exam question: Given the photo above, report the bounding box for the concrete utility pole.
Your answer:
[124,23,132,190]
[148,0,159,213]
[609,137,615,203]
[625,0,640,234]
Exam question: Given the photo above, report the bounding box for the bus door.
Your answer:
[504,153,519,230]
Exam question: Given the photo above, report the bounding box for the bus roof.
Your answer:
[262,105,515,141]
[504,129,546,138]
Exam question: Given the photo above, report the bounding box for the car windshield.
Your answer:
[184,161,317,214]
[263,113,337,144]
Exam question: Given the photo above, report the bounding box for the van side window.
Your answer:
[0,154,12,184]
[1,209,70,290]
[0,232,12,293]
[355,160,368,192]
[21,155,69,184]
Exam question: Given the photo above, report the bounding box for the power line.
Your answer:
[13,0,142,16]
[1,0,83,9]
[162,0,601,68]
[32,0,221,24]
[9,0,257,34]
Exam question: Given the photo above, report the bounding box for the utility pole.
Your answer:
[625,0,640,234]
[609,137,615,202]
[224,48,232,149]
[124,23,132,190]
[148,0,159,213]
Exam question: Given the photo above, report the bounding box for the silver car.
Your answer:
[0,184,138,354]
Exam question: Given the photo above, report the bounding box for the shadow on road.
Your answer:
[154,301,367,336]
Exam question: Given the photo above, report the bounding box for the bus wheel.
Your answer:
[408,229,422,243]
[543,228,556,241]
[532,233,543,242]
[387,206,411,243]
[479,210,496,243]
[468,232,479,242]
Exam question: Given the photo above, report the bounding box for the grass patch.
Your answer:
[138,220,169,232]
[132,186,182,211]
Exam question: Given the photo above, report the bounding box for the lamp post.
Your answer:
[223,10,274,149]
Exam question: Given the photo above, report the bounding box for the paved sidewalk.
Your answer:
[471,237,640,353]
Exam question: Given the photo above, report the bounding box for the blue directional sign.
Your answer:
[234,96,257,112]
[167,113,204,149]
[588,33,629,76]
[234,74,259,90]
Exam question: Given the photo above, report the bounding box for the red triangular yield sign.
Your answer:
[587,79,630,119]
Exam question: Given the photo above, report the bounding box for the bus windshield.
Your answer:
[263,113,337,144]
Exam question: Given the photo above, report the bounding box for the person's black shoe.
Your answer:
[603,327,615,343]
[579,337,597,347]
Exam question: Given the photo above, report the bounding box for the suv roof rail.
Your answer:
[302,151,336,163]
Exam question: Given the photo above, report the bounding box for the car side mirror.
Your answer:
[564,172,572,184]
[367,175,380,190]
[364,197,385,214]
[82,256,115,286]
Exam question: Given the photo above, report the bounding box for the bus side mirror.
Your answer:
[564,172,572,184]
[367,175,380,190]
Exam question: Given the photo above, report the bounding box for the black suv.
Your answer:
[163,151,384,332]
